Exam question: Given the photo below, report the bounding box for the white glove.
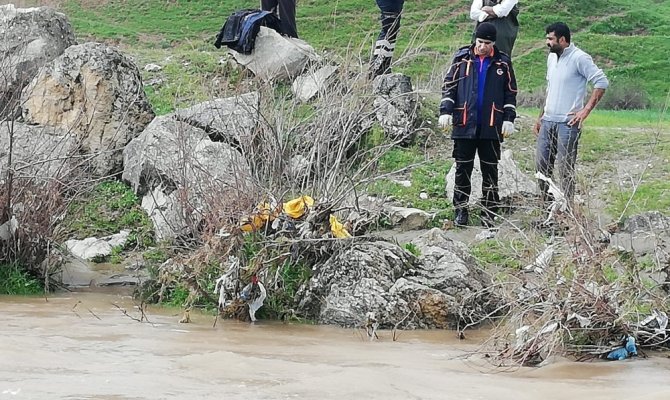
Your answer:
[502,121,515,138]
[438,114,453,130]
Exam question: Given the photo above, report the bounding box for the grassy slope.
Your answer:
[61,0,670,105]
[55,0,669,219]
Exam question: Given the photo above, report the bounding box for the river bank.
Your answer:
[1,291,669,400]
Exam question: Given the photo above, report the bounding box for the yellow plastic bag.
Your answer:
[329,214,351,238]
[283,195,315,219]
[240,202,279,232]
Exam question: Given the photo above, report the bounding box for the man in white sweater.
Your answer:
[533,22,609,205]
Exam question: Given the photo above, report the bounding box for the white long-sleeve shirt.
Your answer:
[470,0,518,22]
[543,43,609,122]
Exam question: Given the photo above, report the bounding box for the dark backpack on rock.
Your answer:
[214,9,283,54]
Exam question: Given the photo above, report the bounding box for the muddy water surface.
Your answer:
[2,292,670,400]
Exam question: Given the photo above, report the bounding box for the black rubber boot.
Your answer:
[480,209,495,228]
[455,208,469,227]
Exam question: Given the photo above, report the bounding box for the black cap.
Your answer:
[475,22,497,42]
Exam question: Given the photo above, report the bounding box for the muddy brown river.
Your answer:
[2,291,669,399]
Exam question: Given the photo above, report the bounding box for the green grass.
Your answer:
[0,263,43,295]
[60,180,154,249]
[470,240,524,271]
[59,0,670,108]
[368,147,453,214]
[608,181,670,218]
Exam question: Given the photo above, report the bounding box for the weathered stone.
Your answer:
[446,149,537,205]
[296,229,496,329]
[230,27,318,82]
[291,65,338,102]
[611,211,670,266]
[21,42,155,177]
[122,114,253,241]
[0,5,76,115]
[296,240,417,328]
[372,73,418,143]
[0,122,78,182]
[621,211,670,233]
[175,92,259,147]
[140,185,190,242]
[65,230,130,261]
[385,205,432,231]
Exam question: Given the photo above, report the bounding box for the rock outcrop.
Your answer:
[372,73,418,143]
[296,229,495,329]
[122,112,253,241]
[22,42,155,177]
[230,27,318,82]
[0,5,76,115]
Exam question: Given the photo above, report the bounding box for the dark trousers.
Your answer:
[452,137,501,214]
[261,0,298,38]
[370,0,405,77]
[376,0,404,42]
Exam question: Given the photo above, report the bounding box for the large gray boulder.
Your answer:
[291,65,339,102]
[296,229,495,329]
[175,92,259,148]
[21,42,155,177]
[0,122,78,183]
[372,73,418,143]
[612,211,670,267]
[122,114,253,241]
[0,5,76,115]
[230,27,318,82]
[297,240,419,328]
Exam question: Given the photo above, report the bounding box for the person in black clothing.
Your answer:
[261,0,298,38]
[370,0,405,78]
[438,22,518,227]
[470,0,519,57]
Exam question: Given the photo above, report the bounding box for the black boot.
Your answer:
[455,208,469,227]
[480,209,495,228]
[369,54,392,79]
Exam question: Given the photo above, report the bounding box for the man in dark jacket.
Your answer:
[370,0,405,78]
[439,22,518,227]
[261,0,298,38]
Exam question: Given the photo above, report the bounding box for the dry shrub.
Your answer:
[472,206,669,366]
[599,78,650,110]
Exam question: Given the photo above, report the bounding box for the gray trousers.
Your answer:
[535,120,581,202]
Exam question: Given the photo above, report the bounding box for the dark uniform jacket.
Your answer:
[440,45,517,141]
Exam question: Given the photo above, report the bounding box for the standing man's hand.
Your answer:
[481,6,496,17]
[567,108,590,129]
[438,114,453,131]
[533,119,542,137]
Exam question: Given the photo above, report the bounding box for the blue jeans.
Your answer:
[535,120,581,201]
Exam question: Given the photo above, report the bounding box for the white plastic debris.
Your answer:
[567,312,592,328]
[241,280,267,322]
[534,172,568,225]
[214,256,240,308]
[524,244,556,273]
[143,63,162,72]
[475,228,498,241]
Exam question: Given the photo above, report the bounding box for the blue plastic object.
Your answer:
[625,336,637,356]
[606,336,637,360]
[606,347,629,360]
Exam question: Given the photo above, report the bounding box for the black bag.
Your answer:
[214,9,283,54]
